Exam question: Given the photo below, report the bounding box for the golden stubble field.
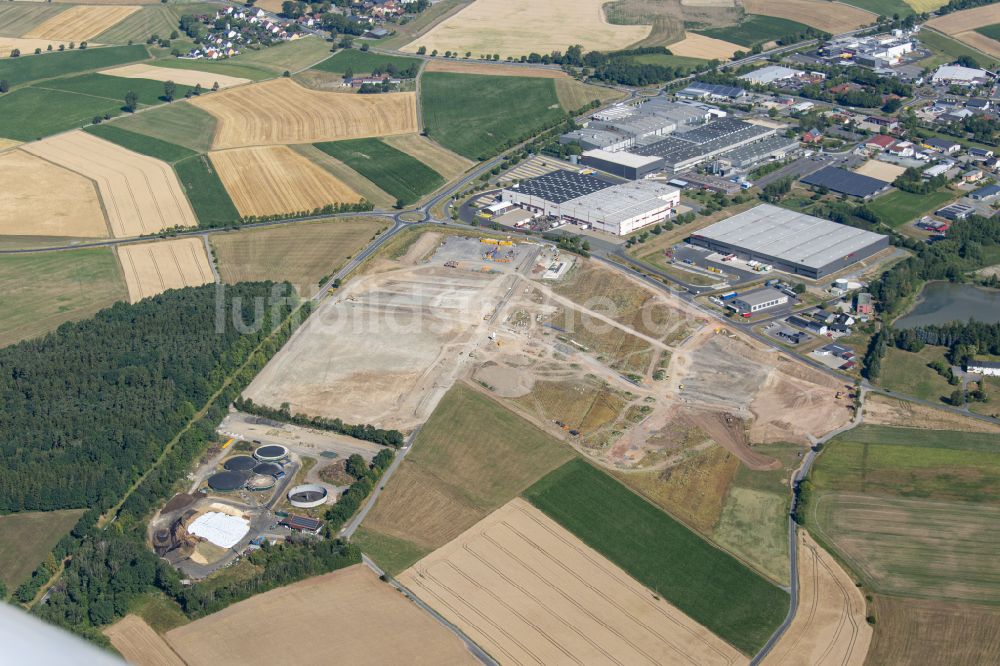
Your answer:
[117,237,214,302]
[24,5,139,41]
[0,149,107,238]
[743,0,877,34]
[762,531,871,666]
[105,615,185,666]
[164,565,476,665]
[381,133,473,181]
[669,32,743,59]
[100,63,251,89]
[22,132,197,237]
[926,4,1000,59]
[402,0,652,59]
[190,78,419,149]
[399,498,746,666]
[209,145,363,217]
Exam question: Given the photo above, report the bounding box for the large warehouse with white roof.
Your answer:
[501,170,679,236]
[688,204,890,279]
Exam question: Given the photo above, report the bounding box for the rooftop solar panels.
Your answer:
[512,169,613,204]
[800,166,890,198]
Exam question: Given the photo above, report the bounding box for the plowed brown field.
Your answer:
[24,5,139,41]
[744,0,876,34]
[190,78,418,149]
[0,149,107,237]
[117,237,213,302]
[400,498,746,666]
[210,145,363,217]
[22,132,196,237]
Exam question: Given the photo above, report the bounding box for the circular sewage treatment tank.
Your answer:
[253,462,283,477]
[223,455,257,472]
[288,483,329,508]
[254,444,288,462]
[207,470,251,492]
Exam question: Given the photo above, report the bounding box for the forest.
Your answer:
[0,284,302,513]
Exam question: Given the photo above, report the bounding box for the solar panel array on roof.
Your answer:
[512,169,613,204]
[800,166,889,198]
[631,120,773,167]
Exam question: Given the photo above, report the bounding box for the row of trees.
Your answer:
[325,450,395,531]
[233,397,405,447]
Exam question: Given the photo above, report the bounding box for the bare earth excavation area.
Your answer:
[0,149,107,238]
[399,498,746,666]
[22,132,197,237]
[191,78,418,149]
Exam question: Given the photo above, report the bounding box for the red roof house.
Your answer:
[865,134,895,150]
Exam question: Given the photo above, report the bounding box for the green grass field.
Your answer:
[695,15,814,48]
[867,188,956,228]
[421,72,566,160]
[128,591,190,633]
[0,509,85,590]
[976,23,1000,42]
[0,3,67,38]
[0,44,148,88]
[0,87,121,141]
[311,49,422,76]
[362,384,574,570]
[920,28,1000,70]
[210,217,387,295]
[839,0,913,17]
[525,459,788,655]
[0,248,127,348]
[879,346,954,404]
[811,424,1000,503]
[350,527,432,576]
[174,155,241,228]
[110,101,217,153]
[38,72,195,106]
[84,124,195,163]
[313,138,444,205]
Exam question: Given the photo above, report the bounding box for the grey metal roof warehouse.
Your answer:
[631,119,775,173]
[510,169,612,203]
[688,204,890,278]
[800,166,890,198]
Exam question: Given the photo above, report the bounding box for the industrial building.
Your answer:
[729,288,789,316]
[739,65,806,85]
[501,170,680,235]
[932,64,993,86]
[631,118,777,174]
[688,204,890,279]
[676,81,747,101]
[559,128,633,152]
[714,134,800,171]
[559,99,717,152]
[800,166,891,199]
[581,149,664,180]
[968,360,1000,376]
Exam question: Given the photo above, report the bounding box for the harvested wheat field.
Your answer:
[402,0,651,59]
[423,59,568,78]
[100,63,250,89]
[953,30,1000,59]
[853,160,906,182]
[762,532,871,666]
[191,78,418,149]
[105,615,185,666]
[22,132,196,237]
[927,4,1000,36]
[864,394,1000,433]
[0,149,107,238]
[0,37,78,54]
[743,0,876,34]
[24,5,139,42]
[0,138,20,153]
[400,498,745,666]
[117,237,213,302]
[210,145,362,217]
[668,32,743,59]
[381,133,473,181]
[166,565,476,665]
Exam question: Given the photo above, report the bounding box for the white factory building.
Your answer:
[501,170,679,236]
[932,64,994,86]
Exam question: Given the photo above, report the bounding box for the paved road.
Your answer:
[340,428,420,538]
